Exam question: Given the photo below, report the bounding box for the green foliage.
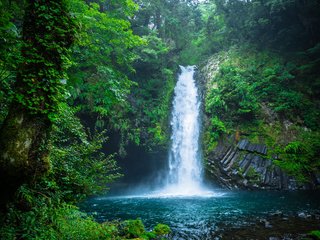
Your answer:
[0,0,24,123]
[64,0,146,154]
[205,88,226,115]
[309,230,320,239]
[212,0,320,52]
[131,66,176,149]
[203,47,320,183]
[125,28,177,149]
[13,0,76,120]
[186,2,226,59]
[204,47,320,130]
[136,32,170,67]
[211,117,227,134]
[153,223,171,236]
[0,1,178,239]
[0,187,170,240]
[245,167,261,183]
[203,0,320,141]
[273,131,320,182]
[50,104,122,202]
[204,116,226,153]
[121,219,146,238]
[68,0,144,116]
[0,102,170,239]
[212,63,259,120]
[119,219,170,239]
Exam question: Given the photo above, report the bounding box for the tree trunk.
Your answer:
[0,0,75,207]
[0,108,51,204]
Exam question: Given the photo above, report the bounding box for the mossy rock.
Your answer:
[152,223,171,236]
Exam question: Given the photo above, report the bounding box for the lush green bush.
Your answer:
[50,104,122,202]
[273,131,320,182]
[204,47,320,130]
[0,105,170,239]
[204,116,227,152]
[153,223,171,236]
[0,188,170,240]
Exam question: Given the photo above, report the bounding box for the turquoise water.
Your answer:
[80,190,320,239]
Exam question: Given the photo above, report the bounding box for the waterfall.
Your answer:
[159,65,210,196]
[117,65,217,197]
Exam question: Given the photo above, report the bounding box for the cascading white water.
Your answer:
[117,65,218,198]
[159,65,210,196]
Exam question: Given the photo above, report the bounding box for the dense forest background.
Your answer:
[0,0,319,239]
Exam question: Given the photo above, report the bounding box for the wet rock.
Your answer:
[237,140,268,155]
[271,210,283,217]
[269,237,279,240]
[261,102,278,123]
[238,139,249,150]
[242,179,248,186]
[260,218,273,228]
[298,212,311,219]
[283,120,293,130]
[206,136,305,190]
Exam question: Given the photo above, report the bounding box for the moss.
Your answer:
[0,109,51,205]
[122,219,146,238]
[153,223,171,236]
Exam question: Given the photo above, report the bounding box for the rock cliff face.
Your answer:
[205,135,310,190]
[197,54,319,190]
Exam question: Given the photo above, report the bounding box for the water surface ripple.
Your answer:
[81,191,320,239]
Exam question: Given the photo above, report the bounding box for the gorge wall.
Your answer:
[198,49,320,190]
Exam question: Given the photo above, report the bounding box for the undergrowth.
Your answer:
[0,184,170,240]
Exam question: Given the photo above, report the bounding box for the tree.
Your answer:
[65,0,144,155]
[211,0,320,51]
[0,0,75,204]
